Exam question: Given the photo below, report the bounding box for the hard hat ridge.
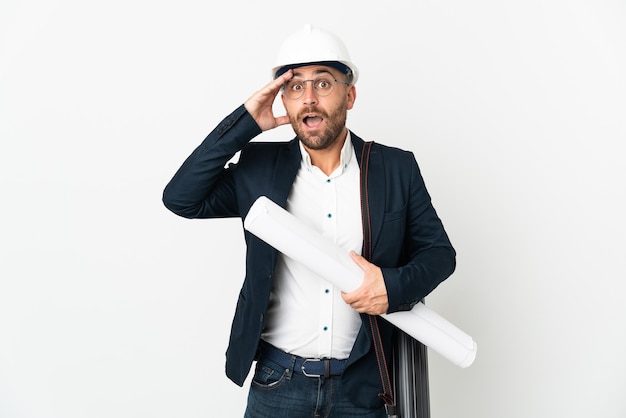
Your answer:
[272,24,359,84]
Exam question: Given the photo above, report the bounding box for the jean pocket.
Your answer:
[251,359,288,390]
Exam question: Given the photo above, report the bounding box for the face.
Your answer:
[281,65,356,151]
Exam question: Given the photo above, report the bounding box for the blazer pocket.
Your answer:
[377,204,408,260]
[382,202,407,224]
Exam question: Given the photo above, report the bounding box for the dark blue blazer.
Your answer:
[163,104,456,408]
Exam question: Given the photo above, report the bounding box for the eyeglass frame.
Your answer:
[281,76,351,100]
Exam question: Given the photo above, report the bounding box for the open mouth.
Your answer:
[303,114,323,129]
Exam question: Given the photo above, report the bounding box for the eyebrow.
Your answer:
[291,69,334,79]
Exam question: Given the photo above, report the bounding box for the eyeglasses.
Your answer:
[282,77,350,100]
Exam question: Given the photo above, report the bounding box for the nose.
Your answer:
[301,81,318,105]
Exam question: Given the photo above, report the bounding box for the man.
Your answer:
[163,24,455,417]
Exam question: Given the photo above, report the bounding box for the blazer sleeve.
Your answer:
[380,152,456,313]
[162,105,262,219]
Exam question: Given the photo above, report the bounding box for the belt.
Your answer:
[259,342,347,378]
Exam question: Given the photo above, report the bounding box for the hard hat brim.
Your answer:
[273,60,357,83]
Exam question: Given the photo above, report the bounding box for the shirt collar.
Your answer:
[299,131,354,176]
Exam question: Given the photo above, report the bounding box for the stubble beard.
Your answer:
[290,101,348,151]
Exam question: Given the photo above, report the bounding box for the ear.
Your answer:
[346,85,356,110]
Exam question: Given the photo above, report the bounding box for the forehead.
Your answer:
[291,65,339,79]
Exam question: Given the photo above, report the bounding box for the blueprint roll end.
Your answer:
[456,342,478,368]
[244,196,270,231]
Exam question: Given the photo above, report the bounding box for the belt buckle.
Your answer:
[301,358,330,378]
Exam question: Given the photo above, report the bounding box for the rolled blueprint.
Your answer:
[243,196,477,368]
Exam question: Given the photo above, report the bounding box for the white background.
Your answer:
[1,1,625,417]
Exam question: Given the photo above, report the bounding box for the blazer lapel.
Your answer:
[271,138,302,208]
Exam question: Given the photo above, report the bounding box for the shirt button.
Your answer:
[326,179,331,183]
[327,213,332,218]
[323,326,328,331]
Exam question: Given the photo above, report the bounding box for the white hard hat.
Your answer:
[272,24,359,84]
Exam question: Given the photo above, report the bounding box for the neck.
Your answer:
[303,130,348,176]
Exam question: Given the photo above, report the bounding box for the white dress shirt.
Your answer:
[261,133,363,360]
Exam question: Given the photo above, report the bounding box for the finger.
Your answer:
[342,286,367,303]
[246,70,292,108]
[275,69,293,84]
[349,251,371,273]
[265,69,293,95]
[341,291,352,304]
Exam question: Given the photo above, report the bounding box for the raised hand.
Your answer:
[244,70,293,132]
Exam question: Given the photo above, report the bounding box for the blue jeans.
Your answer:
[244,356,386,418]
